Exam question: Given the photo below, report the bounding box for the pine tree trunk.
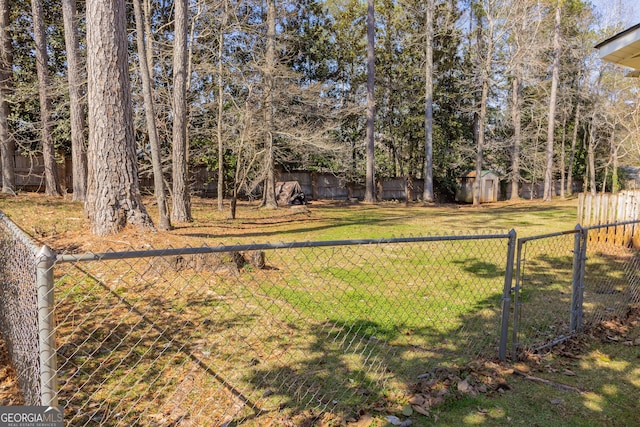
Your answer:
[31,0,61,196]
[172,0,192,222]
[143,0,154,70]
[609,131,619,194]
[0,0,14,194]
[543,2,561,201]
[263,136,277,208]
[229,141,243,220]
[364,0,376,203]
[134,0,171,230]
[560,115,567,199]
[262,0,278,209]
[423,0,434,203]
[510,75,521,200]
[217,5,227,211]
[587,119,597,196]
[474,76,488,207]
[85,0,154,236]
[230,190,237,219]
[62,0,87,201]
[567,103,580,196]
[473,12,490,208]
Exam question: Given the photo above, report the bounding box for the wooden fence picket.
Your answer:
[577,191,640,247]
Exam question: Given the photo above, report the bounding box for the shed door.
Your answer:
[485,179,495,202]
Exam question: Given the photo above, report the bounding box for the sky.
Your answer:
[592,0,640,28]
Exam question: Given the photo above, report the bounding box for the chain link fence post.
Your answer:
[577,226,587,331]
[499,229,517,361]
[570,225,581,332]
[570,225,587,333]
[510,237,525,360]
[36,245,58,407]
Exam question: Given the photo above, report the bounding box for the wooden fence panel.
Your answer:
[578,191,640,247]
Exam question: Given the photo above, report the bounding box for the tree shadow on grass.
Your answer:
[241,295,508,425]
[452,257,505,279]
[239,245,640,425]
[179,213,417,240]
[51,237,640,426]
[491,306,640,427]
[54,262,272,426]
[54,247,512,425]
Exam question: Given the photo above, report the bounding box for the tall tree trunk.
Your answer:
[230,144,243,220]
[543,2,561,201]
[473,76,489,207]
[364,0,376,203]
[560,114,566,199]
[186,2,202,92]
[473,12,490,207]
[587,118,597,196]
[261,0,278,209]
[611,133,619,193]
[143,0,154,74]
[85,0,154,236]
[0,0,14,194]
[216,2,227,211]
[423,0,434,203]
[601,161,608,195]
[567,103,580,196]
[263,137,276,208]
[230,186,238,219]
[62,0,87,202]
[134,0,171,230]
[31,0,61,196]
[510,74,521,200]
[172,0,192,221]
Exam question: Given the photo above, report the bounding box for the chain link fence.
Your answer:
[511,230,580,356]
[582,223,640,326]
[0,213,41,405]
[1,211,640,425]
[52,234,513,425]
[512,221,640,357]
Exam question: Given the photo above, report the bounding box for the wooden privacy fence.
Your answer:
[577,191,640,246]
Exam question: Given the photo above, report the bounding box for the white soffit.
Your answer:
[596,24,640,70]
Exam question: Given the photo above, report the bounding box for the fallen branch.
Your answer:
[512,370,585,394]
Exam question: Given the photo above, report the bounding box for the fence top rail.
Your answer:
[518,228,581,244]
[55,232,514,263]
[584,219,640,231]
[0,212,40,255]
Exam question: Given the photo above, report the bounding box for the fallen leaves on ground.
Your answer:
[0,336,23,406]
[588,306,640,345]
[407,361,513,418]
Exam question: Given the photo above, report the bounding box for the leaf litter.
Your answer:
[0,336,23,406]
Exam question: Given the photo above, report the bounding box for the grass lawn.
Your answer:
[0,193,579,252]
[0,193,638,426]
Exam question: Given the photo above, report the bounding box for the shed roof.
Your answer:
[595,23,640,72]
[460,170,498,179]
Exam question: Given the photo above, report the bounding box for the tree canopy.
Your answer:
[1,0,639,227]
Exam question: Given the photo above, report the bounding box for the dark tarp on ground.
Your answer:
[275,181,307,206]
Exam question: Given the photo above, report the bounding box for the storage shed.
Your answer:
[455,170,499,204]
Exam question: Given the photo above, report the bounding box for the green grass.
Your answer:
[3,194,638,426]
[50,235,513,425]
[0,194,579,250]
[417,338,640,427]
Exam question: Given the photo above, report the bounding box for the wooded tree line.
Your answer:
[0,0,638,234]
